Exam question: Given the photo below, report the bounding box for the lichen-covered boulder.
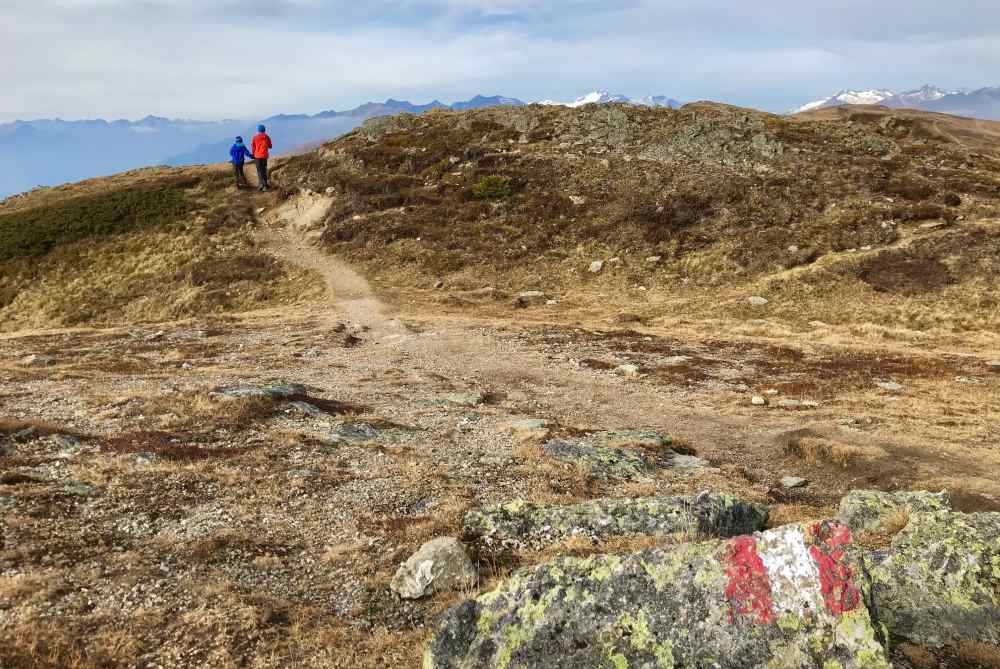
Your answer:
[426,521,890,668]
[463,493,769,551]
[541,439,655,480]
[540,431,705,480]
[838,490,951,534]
[867,511,1000,648]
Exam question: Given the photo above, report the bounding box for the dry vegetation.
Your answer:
[2,103,1000,667]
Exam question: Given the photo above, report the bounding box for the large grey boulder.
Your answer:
[463,493,769,551]
[867,511,1000,649]
[838,489,951,534]
[390,537,477,600]
[426,521,890,668]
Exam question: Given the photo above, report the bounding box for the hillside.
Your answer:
[3,103,1000,668]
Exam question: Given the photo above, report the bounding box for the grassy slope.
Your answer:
[2,102,999,333]
[0,167,317,331]
[277,102,1000,332]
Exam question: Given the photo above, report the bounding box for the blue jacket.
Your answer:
[230,142,253,165]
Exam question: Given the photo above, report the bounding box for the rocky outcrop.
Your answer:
[838,489,951,533]
[390,537,478,600]
[463,493,769,551]
[539,430,708,480]
[867,511,1000,649]
[426,521,889,668]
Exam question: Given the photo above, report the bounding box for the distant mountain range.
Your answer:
[8,84,1000,199]
[0,91,684,198]
[792,84,1000,120]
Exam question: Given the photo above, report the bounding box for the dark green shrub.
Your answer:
[471,175,513,201]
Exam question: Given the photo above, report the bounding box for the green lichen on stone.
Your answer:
[426,525,889,668]
[838,490,951,534]
[868,510,1000,648]
[463,493,769,551]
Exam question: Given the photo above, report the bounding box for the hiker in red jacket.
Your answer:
[251,124,273,192]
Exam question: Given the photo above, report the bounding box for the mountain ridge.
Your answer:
[793,84,1000,120]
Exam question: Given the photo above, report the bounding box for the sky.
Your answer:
[4,0,1000,122]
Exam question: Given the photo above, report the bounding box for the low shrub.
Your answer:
[471,175,513,201]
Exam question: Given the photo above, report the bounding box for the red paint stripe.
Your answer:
[724,535,776,624]
[808,521,861,615]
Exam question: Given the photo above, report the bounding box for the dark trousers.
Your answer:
[233,162,249,187]
[255,158,269,189]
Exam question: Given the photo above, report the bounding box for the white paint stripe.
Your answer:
[757,525,826,619]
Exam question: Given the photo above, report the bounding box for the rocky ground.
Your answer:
[3,102,1000,667]
[2,204,999,667]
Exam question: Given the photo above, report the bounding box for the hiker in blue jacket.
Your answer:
[229,136,254,189]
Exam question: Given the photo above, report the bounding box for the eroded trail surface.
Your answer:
[1,197,998,667]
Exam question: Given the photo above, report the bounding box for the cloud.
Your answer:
[3,0,1000,121]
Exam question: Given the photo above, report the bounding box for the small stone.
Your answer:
[987,360,1000,369]
[809,320,831,328]
[325,187,336,195]
[514,291,546,308]
[751,396,767,406]
[747,296,769,306]
[321,423,379,445]
[501,419,551,443]
[646,256,662,263]
[20,354,54,367]
[660,355,691,366]
[615,363,641,378]
[132,452,158,466]
[390,537,477,600]
[545,299,559,306]
[446,391,486,408]
[433,280,444,289]
[919,220,948,230]
[764,389,780,396]
[288,401,323,417]
[63,482,100,497]
[287,469,320,478]
[777,399,803,408]
[569,195,587,206]
[781,476,808,489]
[787,245,799,252]
[588,260,604,274]
[876,381,904,393]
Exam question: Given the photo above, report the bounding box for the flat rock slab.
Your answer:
[463,493,769,551]
[868,510,1000,648]
[838,489,951,534]
[540,439,655,480]
[212,383,307,400]
[321,423,379,445]
[540,431,707,480]
[426,521,889,668]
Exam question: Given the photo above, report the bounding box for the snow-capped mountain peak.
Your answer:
[792,85,961,114]
[793,89,894,114]
[539,91,681,108]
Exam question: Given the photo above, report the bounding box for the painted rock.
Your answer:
[425,521,890,668]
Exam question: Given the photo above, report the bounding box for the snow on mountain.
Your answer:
[793,85,956,114]
[894,85,952,105]
[540,90,681,108]
[792,89,894,114]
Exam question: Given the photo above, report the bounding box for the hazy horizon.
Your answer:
[5,0,1000,123]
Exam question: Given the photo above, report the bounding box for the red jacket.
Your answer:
[251,132,272,159]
